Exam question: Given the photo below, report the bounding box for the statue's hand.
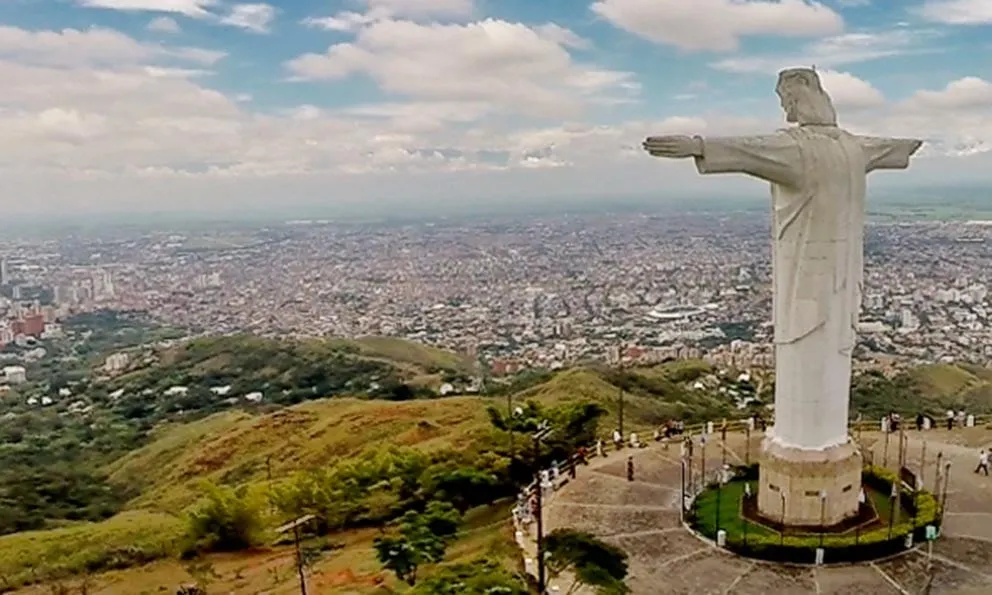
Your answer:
[643,135,702,159]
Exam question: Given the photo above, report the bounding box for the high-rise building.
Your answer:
[0,257,7,286]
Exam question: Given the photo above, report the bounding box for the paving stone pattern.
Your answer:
[537,431,992,594]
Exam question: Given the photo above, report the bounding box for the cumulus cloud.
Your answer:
[302,0,472,33]
[591,0,843,52]
[0,25,225,67]
[147,16,181,33]
[302,12,380,33]
[77,0,277,32]
[219,3,276,33]
[711,29,935,73]
[0,17,990,217]
[365,0,473,18]
[76,0,219,18]
[818,70,885,110]
[904,77,992,110]
[917,0,992,24]
[284,18,635,119]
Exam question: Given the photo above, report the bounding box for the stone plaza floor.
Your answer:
[535,429,992,594]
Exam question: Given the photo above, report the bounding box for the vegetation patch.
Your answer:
[0,510,185,589]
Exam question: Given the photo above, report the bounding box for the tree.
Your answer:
[544,529,630,595]
[373,501,461,586]
[186,483,266,552]
[412,559,529,594]
[419,464,503,513]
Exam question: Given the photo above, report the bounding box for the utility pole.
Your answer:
[618,386,625,438]
[532,421,553,594]
[293,523,307,595]
[275,515,315,595]
[507,391,514,462]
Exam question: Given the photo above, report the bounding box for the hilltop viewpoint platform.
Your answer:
[758,438,862,527]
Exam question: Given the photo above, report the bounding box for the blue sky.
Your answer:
[0,0,990,217]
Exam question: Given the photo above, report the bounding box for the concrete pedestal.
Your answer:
[757,438,861,527]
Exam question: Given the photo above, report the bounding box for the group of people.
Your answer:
[882,410,972,432]
[657,420,686,440]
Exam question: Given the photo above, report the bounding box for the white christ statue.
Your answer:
[644,68,922,452]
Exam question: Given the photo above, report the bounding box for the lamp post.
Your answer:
[920,440,927,490]
[934,452,944,494]
[819,490,827,549]
[888,480,898,540]
[743,483,750,548]
[940,462,952,523]
[532,421,553,594]
[780,493,786,547]
[701,435,707,487]
[507,392,514,461]
[715,467,722,536]
[687,437,695,494]
[680,457,686,523]
[745,423,751,466]
[617,386,625,439]
[883,427,891,468]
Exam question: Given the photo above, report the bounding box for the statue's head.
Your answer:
[776,68,837,126]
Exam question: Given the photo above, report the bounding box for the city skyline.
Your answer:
[0,0,990,215]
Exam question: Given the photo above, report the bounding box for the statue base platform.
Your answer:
[757,438,862,527]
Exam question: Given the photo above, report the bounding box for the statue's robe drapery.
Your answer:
[693,126,919,450]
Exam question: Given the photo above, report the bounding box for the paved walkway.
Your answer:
[525,429,992,594]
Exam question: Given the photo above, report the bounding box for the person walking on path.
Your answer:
[626,456,634,482]
[976,449,989,476]
[947,410,955,430]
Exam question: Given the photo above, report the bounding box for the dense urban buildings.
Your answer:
[1,211,991,374]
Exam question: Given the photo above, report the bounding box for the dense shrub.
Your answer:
[185,483,267,553]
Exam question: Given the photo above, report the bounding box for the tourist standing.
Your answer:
[626,456,634,482]
[947,409,955,430]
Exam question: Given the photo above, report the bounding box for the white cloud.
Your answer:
[0,25,225,67]
[1,21,990,216]
[590,0,843,52]
[536,23,591,49]
[76,0,218,18]
[836,77,992,161]
[147,16,182,33]
[302,12,381,33]
[219,3,276,33]
[818,70,885,109]
[917,0,992,24]
[903,77,992,111]
[712,29,934,73]
[284,18,634,119]
[302,0,472,34]
[78,0,277,32]
[366,0,472,18]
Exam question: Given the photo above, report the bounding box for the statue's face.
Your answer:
[777,86,799,123]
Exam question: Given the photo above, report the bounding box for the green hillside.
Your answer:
[5,330,992,592]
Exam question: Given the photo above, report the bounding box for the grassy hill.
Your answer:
[8,334,992,592]
[105,397,492,513]
[108,335,468,401]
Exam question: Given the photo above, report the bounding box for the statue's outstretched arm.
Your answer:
[693,134,802,188]
[859,137,923,172]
